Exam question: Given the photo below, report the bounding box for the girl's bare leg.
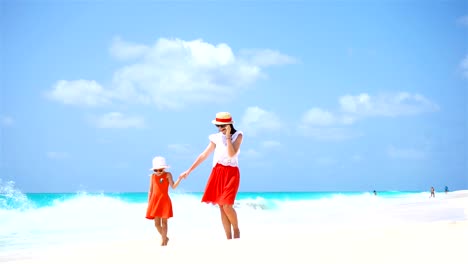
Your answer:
[154,218,165,245]
[161,218,169,246]
[154,218,163,235]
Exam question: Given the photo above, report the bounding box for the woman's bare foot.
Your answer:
[233,228,240,239]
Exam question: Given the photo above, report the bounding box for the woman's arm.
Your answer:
[225,126,243,158]
[226,133,242,158]
[179,142,215,179]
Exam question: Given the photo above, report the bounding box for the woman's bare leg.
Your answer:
[219,206,232,239]
[220,205,240,239]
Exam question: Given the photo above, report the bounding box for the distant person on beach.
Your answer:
[445,186,449,194]
[146,156,182,246]
[179,112,243,240]
[373,190,377,196]
[430,186,435,198]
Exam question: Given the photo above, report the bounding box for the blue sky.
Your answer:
[1,0,467,193]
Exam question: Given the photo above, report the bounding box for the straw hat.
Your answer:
[149,156,170,171]
[211,112,234,125]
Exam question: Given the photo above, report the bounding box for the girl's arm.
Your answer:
[167,172,182,189]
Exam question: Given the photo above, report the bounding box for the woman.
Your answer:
[179,112,243,239]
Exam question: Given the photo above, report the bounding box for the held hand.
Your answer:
[179,170,190,179]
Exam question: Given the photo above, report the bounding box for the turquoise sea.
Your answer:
[1,190,423,210]
[1,180,466,259]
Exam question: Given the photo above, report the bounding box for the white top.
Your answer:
[209,131,243,167]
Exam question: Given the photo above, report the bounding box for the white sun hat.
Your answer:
[149,156,170,171]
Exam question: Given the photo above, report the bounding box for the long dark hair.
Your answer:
[229,124,237,135]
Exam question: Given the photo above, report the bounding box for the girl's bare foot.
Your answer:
[162,237,169,246]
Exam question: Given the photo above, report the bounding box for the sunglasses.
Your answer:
[154,169,164,172]
[215,124,228,128]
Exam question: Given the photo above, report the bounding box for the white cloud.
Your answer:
[339,92,439,118]
[239,106,282,137]
[387,146,427,160]
[301,92,439,128]
[47,38,295,109]
[91,112,145,128]
[46,80,112,106]
[1,116,14,126]
[109,36,150,60]
[339,93,371,115]
[301,108,336,126]
[298,92,438,140]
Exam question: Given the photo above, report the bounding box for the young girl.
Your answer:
[146,156,182,246]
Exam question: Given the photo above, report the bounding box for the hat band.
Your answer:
[216,117,232,122]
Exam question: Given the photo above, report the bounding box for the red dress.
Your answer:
[146,172,173,219]
[201,163,240,205]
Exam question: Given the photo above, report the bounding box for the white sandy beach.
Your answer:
[4,191,468,264]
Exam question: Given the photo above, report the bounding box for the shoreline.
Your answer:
[3,190,467,264]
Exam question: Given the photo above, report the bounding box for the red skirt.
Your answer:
[201,163,240,205]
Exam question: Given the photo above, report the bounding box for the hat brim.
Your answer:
[149,165,170,171]
[211,120,234,125]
